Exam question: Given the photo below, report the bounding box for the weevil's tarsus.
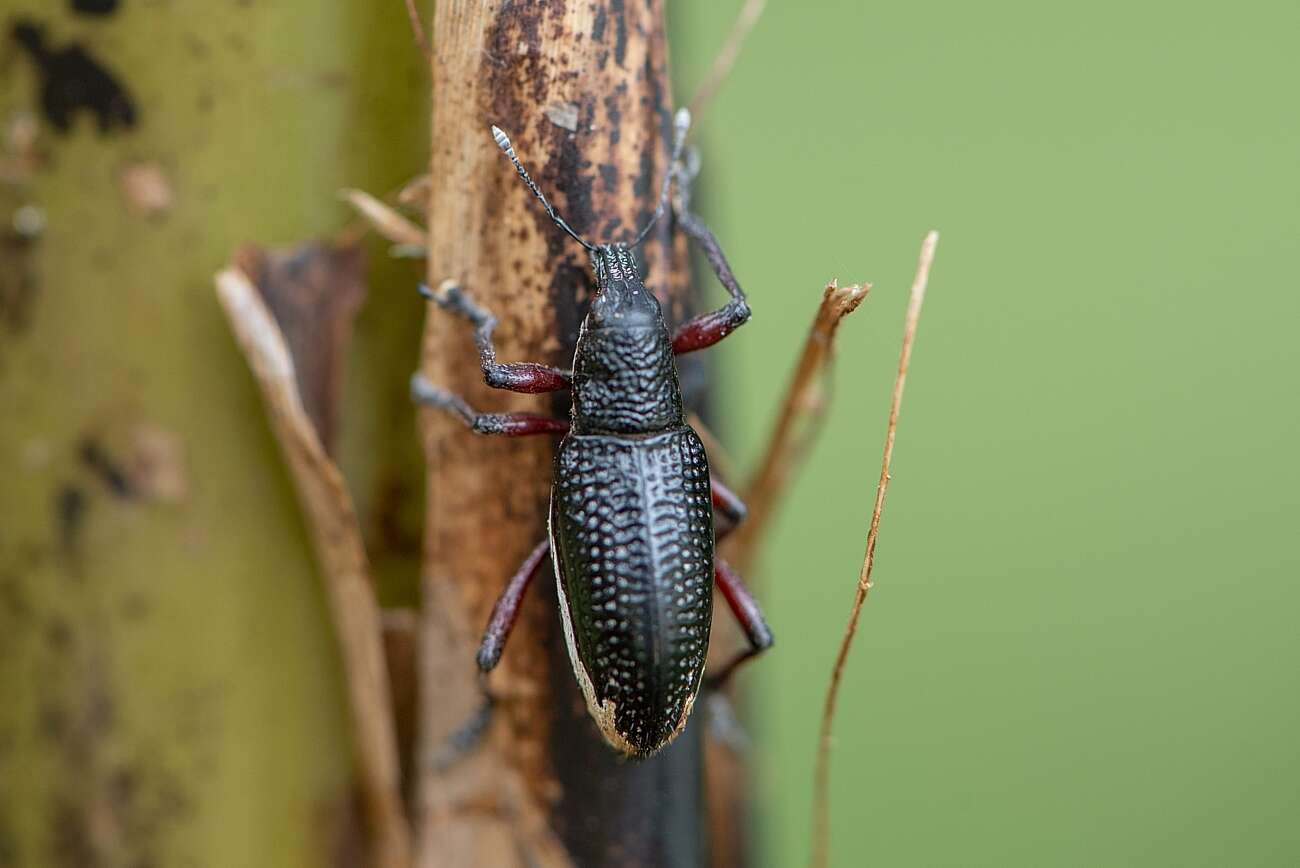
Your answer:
[421,280,572,393]
[430,684,495,774]
[410,374,570,437]
[629,107,692,248]
[667,147,752,354]
[432,538,550,774]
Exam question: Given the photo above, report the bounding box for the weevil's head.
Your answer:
[570,242,681,433]
[586,244,664,330]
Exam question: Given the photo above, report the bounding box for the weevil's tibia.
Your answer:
[708,558,774,689]
[669,160,752,355]
[432,538,551,772]
[477,539,551,671]
[420,280,572,394]
[410,374,570,437]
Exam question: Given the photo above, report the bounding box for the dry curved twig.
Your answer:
[215,265,412,868]
[723,279,869,575]
[688,0,769,121]
[810,230,939,868]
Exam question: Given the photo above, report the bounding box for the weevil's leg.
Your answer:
[708,558,774,689]
[711,474,748,541]
[432,539,551,772]
[670,163,752,355]
[477,539,551,671]
[430,683,495,774]
[411,374,570,437]
[421,280,572,393]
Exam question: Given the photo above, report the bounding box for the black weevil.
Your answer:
[412,109,772,757]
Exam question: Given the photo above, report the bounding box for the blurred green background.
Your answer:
[2,1,1296,865]
[673,1,1300,866]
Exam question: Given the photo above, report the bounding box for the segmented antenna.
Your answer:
[629,107,693,247]
[490,125,597,252]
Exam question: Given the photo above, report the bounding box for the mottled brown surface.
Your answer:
[417,2,703,866]
[233,241,368,457]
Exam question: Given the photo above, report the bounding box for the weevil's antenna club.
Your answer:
[490,124,597,252]
[491,107,690,252]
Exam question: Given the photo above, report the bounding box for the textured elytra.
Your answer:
[551,427,714,754]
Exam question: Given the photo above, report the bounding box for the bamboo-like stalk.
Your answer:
[415,3,707,866]
[0,2,425,865]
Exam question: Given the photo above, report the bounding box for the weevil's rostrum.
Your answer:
[412,108,773,757]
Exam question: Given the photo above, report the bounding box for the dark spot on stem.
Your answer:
[50,796,96,868]
[604,89,625,146]
[611,0,627,67]
[633,145,654,199]
[55,485,86,557]
[10,19,137,136]
[0,230,40,334]
[70,0,120,16]
[45,618,72,650]
[0,816,15,868]
[598,163,618,194]
[79,439,134,499]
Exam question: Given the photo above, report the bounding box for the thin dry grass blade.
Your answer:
[342,187,428,249]
[810,231,939,868]
[723,280,869,574]
[688,0,768,121]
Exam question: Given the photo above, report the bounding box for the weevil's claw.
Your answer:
[418,278,463,307]
[409,372,434,404]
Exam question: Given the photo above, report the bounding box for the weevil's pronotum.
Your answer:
[413,108,772,757]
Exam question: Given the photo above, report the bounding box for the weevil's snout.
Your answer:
[588,245,662,328]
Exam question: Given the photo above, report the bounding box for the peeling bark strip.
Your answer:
[215,267,411,868]
[418,2,706,866]
[232,242,367,456]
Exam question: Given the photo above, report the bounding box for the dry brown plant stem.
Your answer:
[809,231,939,868]
[415,3,700,865]
[723,280,869,574]
[214,267,412,868]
